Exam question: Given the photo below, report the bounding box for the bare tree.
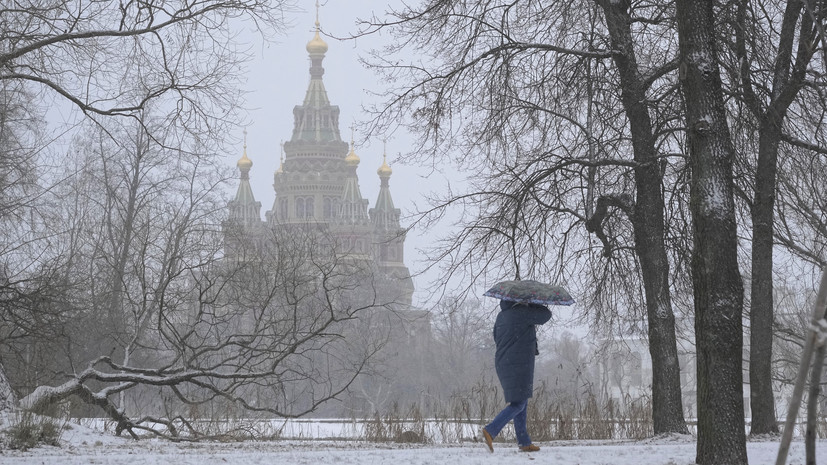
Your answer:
[359,0,688,434]
[0,80,42,222]
[429,297,492,394]
[537,331,596,412]
[1,85,397,435]
[775,147,827,269]
[0,0,293,413]
[676,0,748,462]
[591,0,687,435]
[0,78,50,411]
[0,1,288,135]
[15,217,390,438]
[714,0,825,435]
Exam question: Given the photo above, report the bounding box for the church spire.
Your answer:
[275,140,284,174]
[289,1,342,143]
[302,0,330,108]
[339,134,369,223]
[371,141,401,231]
[228,129,262,225]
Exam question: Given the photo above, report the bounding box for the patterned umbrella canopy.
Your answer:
[483,280,575,306]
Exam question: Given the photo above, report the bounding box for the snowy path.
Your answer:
[0,436,818,465]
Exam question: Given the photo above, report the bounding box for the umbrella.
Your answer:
[483,279,575,306]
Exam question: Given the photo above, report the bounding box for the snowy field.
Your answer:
[0,419,823,465]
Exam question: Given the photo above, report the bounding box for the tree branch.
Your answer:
[585,193,635,257]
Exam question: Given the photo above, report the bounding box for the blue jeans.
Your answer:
[484,399,531,447]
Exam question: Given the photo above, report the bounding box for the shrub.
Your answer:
[3,411,64,451]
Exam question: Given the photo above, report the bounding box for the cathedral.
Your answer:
[224,16,415,309]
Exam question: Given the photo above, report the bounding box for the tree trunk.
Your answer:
[19,376,138,438]
[805,337,825,465]
[749,122,782,435]
[676,1,748,464]
[599,0,688,435]
[0,357,16,412]
[746,0,814,435]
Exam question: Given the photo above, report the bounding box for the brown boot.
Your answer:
[481,428,494,453]
[519,444,540,452]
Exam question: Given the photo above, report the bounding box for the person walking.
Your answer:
[482,299,551,453]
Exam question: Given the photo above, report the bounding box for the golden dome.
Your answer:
[345,142,360,166]
[237,135,252,170]
[377,152,392,177]
[306,23,328,55]
[237,153,252,170]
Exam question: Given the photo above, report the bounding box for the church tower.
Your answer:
[370,146,414,305]
[228,8,414,307]
[224,130,263,260]
[267,10,350,226]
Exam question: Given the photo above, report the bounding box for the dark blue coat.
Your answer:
[493,300,552,402]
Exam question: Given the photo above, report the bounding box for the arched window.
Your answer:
[295,197,305,218]
[279,199,288,220]
[305,197,315,218]
[295,196,315,219]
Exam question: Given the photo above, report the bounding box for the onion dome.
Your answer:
[237,152,252,170]
[306,20,328,55]
[377,151,392,177]
[237,132,252,170]
[345,141,360,166]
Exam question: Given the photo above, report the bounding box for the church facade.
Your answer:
[224,20,415,308]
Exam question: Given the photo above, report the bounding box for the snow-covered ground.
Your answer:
[0,419,821,465]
